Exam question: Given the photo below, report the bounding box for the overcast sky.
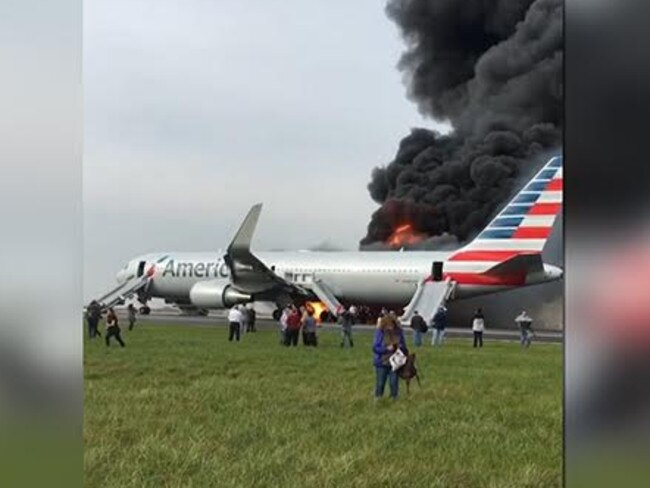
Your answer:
[83,0,448,300]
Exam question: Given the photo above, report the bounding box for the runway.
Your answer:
[120,310,563,343]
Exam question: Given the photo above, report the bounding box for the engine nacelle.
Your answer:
[189,280,251,309]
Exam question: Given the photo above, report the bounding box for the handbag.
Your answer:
[389,348,407,372]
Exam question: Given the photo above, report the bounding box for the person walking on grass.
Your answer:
[247,305,257,332]
[472,308,485,348]
[228,304,243,342]
[105,307,125,347]
[285,306,302,347]
[339,306,354,348]
[300,306,309,345]
[239,305,249,337]
[279,305,290,345]
[515,310,534,348]
[373,311,407,400]
[127,303,137,331]
[431,305,448,346]
[302,308,318,347]
[410,310,426,347]
[86,300,102,339]
[349,305,358,324]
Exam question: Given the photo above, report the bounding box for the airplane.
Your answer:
[99,155,563,324]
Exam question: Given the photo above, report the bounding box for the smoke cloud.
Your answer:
[361,0,563,247]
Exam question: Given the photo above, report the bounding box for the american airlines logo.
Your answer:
[161,259,230,278]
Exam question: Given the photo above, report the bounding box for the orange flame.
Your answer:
[305,301,327,323]
[387,223,424,248]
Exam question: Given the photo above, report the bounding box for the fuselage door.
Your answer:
[432,261,444,281]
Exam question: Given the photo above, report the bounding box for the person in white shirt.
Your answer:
[228,305,243,342]
[349,305,358,323]
[472,308,485,348]
[279,306,290,345]
[515,310,534,348]
[239,305,249,337]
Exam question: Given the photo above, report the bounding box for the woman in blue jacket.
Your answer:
[373,311,407,400]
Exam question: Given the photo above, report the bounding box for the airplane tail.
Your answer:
[449,155,562,270]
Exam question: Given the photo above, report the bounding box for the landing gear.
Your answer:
[272,308,282,321]
[137,292,151,315]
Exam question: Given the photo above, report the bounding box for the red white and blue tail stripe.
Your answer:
[449,155,563,266]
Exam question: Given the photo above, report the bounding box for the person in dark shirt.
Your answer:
[432,305,448,346]
[86,300,102,339]
[285,306,302,347]
[302,309,318,347]
[247,305,257,332]
[105,307,125,347]
[410,311,426,347]
[127,303,137,331]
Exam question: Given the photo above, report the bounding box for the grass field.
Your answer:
[84,323,562,488]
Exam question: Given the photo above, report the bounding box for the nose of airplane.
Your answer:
[544,264,563,281]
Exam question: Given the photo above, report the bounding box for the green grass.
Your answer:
[84,324,562,488]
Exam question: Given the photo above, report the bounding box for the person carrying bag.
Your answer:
[372,311,407,400]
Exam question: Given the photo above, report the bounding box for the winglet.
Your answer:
[227,203,263,255]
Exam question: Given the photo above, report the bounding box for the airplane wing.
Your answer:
[223,204,304,297]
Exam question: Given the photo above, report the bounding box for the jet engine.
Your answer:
[189,280,251,309]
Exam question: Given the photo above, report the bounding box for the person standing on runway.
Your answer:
[431,305,448,346]
[228,305,243,342]
[472,308,485,348]
[127,303,137,331]
[410,310,426,347]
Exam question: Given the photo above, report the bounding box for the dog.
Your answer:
[397,352,421,394]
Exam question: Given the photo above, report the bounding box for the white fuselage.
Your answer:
[117,249,556,308]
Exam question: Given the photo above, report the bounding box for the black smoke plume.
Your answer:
[361,0,563,247]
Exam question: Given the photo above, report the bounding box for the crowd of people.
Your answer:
[85,300,131,347]
[88,299,534,353]
[407,306,536,349]
[276,304,325,347]
[87,296,536,401]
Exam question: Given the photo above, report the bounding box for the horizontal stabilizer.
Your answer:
[485,253,544,283]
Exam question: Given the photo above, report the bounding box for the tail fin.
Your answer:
[451,155,562,262]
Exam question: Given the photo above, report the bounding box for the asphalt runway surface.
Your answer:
[123,310,563,343]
